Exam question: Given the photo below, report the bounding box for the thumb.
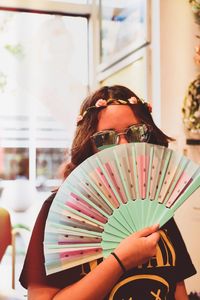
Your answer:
[146,231,160,244]
[135,224,160,238]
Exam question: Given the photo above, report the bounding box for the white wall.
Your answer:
[160,0,198,144]
[159,0,200,292]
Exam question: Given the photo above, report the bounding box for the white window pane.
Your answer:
[50,0,90,3]
[100,0,147,63]
[0,10,89,185]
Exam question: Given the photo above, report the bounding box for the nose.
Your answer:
[118,133,128,144]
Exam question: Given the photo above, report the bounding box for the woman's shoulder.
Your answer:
[26,191,57,240]
[43,191,57,207]
[37,191,57,217]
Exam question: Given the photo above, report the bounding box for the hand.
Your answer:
[114,224,160,271]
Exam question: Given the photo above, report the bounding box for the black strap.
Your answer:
[186,139,200,145]
[111,252,126,273]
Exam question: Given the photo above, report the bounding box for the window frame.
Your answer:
[0,0,98,187]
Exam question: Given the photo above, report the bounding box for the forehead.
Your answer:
[97,105,140,131]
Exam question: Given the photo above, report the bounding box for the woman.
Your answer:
[20,85,196,300]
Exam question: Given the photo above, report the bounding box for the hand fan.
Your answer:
[44,142,200,275]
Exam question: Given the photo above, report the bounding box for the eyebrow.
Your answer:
[98,123,141,132]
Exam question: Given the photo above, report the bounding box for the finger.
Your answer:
[135,224,160,238]
[146,232,160,244]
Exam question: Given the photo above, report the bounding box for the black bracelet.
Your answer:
[111,252,126,273]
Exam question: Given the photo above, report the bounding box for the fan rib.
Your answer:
[166,162,199,207]
[149,146,165,200]
[131,145,140,199]
[46,222,102,238]
[95,156,124,205]
[113,148,131,201]
[162,157,188,205]
[95,156,134,233]
[113,147,137,231]
[146,145,154,199]
[79,169,116,211]
[45,253,102,275]
[65,183,110,219]
[45,243,102,250]
[50,204,103,231]
[154,150,172,202]
[172,170,200,211]
[56,202,104,227]
[103,222,127,239]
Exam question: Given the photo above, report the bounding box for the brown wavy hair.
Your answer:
[63,85,174,178]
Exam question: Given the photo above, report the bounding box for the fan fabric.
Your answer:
[44,142,200,275]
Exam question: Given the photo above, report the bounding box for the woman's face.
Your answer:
[92,105,140,152]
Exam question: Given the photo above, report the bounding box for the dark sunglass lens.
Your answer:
[126,124,151,142]
[92,131,117,150]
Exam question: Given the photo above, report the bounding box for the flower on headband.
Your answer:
[76,96,153,125]
[95,99,107,107]
[139,98,152,113]
[128,97,138,104]
[146,102,152,113]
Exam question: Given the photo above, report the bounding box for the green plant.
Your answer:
[189,0,200,13]
[182,76,200,134]
[13,223,30,231]
[189,0,200,24]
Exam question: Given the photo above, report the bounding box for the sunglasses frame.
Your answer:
[91,123,153,150]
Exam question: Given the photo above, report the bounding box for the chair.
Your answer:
[0,207,16,289]
[0,207,12,262]
[0,207,25,299]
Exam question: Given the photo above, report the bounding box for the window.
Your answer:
[99,0,149,70]
[0,7,89,189]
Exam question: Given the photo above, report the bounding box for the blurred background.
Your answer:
[0,0,199,298]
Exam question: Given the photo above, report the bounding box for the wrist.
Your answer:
[110,252,126,274]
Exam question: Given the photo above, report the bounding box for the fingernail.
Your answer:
[152,224,160,230]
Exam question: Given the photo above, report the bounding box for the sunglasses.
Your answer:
[91,123,152,151]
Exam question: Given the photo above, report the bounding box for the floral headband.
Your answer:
[77,97,152,124]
